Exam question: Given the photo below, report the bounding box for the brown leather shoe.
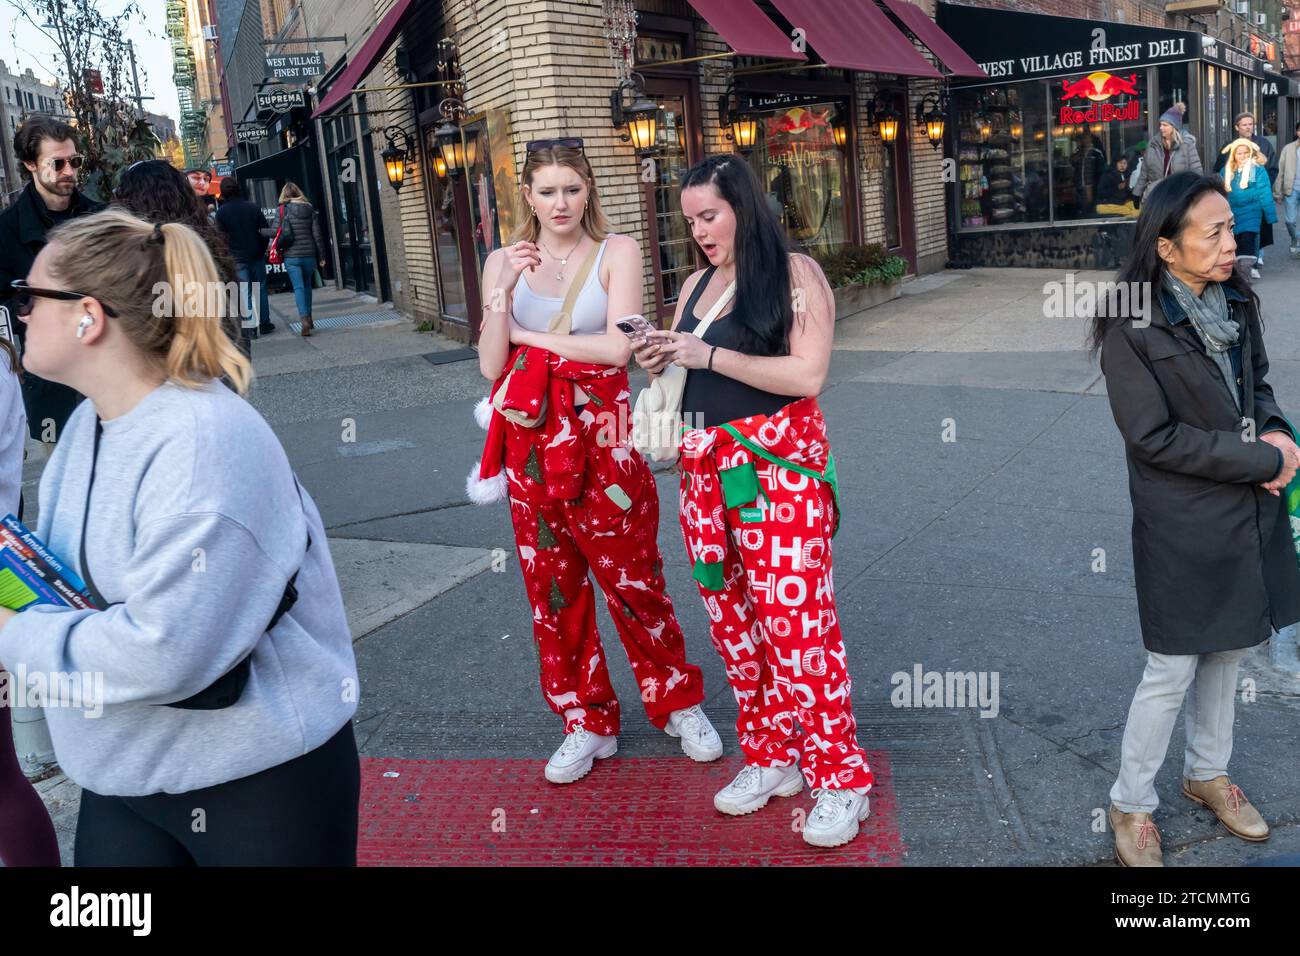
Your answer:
[300,315,313,337]
[1182,776,1269,842]
[1110,806,1164,867]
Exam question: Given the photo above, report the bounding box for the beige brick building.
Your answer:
[289,0,970,341]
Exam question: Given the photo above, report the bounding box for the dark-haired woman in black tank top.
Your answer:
[632,154,874,849]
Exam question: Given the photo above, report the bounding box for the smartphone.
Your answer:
[616,314,657,340]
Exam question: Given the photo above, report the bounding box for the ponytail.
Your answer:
[45,209,253,395]
[158,221,252,394]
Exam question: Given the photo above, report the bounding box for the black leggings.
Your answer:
[74,721,360,866]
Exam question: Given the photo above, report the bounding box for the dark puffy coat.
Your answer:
[1100,283,1300,654]
[275,200,325,260]
[0,181,103,438]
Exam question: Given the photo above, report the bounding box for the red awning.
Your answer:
[311,0,416,118]
[769,0,941,76]
[687,0,807,61]
[879,0,987,78]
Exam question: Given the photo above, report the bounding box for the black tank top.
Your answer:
[679,267,791,429]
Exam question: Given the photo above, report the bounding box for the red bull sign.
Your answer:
[1059,71,1142,124]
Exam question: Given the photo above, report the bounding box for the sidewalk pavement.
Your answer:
[21,262,1300,866]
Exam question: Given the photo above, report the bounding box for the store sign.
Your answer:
[265,51,324,82]
[255,89,305,114]
[935,3,1199,83]
[1058,71,1142,124]
[740,92,828,112]
[1199,38,1267,78]
[235,125,266,143]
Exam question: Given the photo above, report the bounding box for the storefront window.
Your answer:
[1052,70,1146,221]
[954,81,1049,228]
[744,101,849,257]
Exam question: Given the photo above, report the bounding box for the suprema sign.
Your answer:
[256,89,305,113]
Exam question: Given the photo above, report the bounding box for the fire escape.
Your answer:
[167,0,207,167]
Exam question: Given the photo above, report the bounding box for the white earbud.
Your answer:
[76,315,94,338]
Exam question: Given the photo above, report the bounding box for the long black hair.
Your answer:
[112,160,237,284]
[1090,170,1256,352]
[679,155,792,356]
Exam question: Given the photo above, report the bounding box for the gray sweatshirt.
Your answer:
[0,379,358,796]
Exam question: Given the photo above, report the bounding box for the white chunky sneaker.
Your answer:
[802,789,871,848]
[714,763,804,816]
[543,726,617,784]
[664,705,724,762]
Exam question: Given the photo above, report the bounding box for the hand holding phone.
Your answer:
[615,314,657,341]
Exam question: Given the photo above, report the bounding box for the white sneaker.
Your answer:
[664,704,723,762]
[802,788,871,848]
[714,763,804,815]
[1251,267,1262,279]
[543,726,617,784]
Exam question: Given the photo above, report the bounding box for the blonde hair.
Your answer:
[278,181,306,204]
[1222,138,1264,190]
[509,145,609,244]
[45,208,252,395]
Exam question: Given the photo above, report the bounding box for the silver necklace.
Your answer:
[539,237,583,281]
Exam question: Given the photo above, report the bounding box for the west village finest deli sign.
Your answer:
[935,3,1201,84]
[978,37,1188,81]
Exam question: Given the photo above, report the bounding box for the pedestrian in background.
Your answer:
[114,160,249,356]
[1272,120,1300,256]
[1221,137,1276,279]
[274,182,326,337]
[1092,171,1300,867]
[1214,112,1277,273]
[214,176,273,342]
[634,155,874,849]
[1132,103,1202,203]
[185,167,216,218]
[0,114,102,443]
[0,208,360,865]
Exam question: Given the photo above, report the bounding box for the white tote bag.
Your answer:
[632,280,735,461]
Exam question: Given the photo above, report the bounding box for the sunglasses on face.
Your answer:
[9,280,117,318]
[526,137,584,152]
[43,155,85,172]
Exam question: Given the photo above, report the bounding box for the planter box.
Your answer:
[833,280,901,320]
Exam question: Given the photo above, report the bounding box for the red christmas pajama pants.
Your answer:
[680,462,873,792]
[504,418,704,736]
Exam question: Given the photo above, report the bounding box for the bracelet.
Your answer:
[708,346,718,371]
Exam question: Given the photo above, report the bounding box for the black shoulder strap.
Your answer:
[79,420,108,609]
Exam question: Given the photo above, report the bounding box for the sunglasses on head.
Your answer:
[9,280,117,318]
[43,155,85,172]
[526,137,584,153]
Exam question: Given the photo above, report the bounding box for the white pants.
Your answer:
[1109,648,1249,814]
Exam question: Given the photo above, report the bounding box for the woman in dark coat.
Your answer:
[1093,171,1300,866]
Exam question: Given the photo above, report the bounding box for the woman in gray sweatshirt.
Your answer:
[0,208,360,865]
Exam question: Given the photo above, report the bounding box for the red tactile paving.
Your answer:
[358,753,905,866]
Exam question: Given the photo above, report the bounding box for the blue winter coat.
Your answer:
[1225,164,1278,234]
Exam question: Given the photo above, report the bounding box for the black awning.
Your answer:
[936,2,1201,85]
[234,143,308,184]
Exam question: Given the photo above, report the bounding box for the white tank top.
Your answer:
[511,238,610,335]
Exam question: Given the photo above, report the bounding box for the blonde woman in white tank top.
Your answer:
[476,139,722,784]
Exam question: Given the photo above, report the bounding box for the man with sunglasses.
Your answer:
[0,114,102,442]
